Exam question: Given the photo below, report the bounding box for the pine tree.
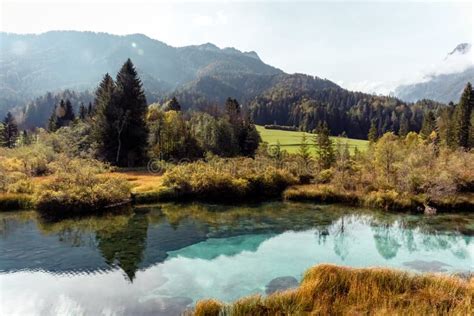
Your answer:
[453,82,473,148]
[79,102,87,120]
[314,121,335,170]
[2,112,19,148]
[420,111,436,139]
[298,133,311,165]
[437,106,455,147]
[112,59,148,166]
[64,99,75,122]
[92,73,117,162]
[48,107,59,132]
[368,120,378,143]
[87,102,93,115]
[271,141,284,168]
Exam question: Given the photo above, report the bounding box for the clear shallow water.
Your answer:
[0,202,473,315]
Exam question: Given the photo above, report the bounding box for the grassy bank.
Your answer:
[0,193,34,211]
[193,264,474,315]
[3,172,472,214]
[283,184,474,212]
[256,125,369,154]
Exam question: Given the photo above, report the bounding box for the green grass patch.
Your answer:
[256,125,369,154]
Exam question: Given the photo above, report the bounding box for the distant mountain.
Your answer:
[0,30,446,140]
[395,43,473,103]
[173,72,339,111]
[0,31,282,116]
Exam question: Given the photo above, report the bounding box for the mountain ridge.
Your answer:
[0,30,283,115]
[395,42,473,103]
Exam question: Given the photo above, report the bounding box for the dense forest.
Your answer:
[0,58,473,218]
[249,81,446,139]
[9,72,454,143]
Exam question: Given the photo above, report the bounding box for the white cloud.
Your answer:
[192,11,228,27]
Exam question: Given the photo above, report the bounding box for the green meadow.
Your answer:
[256,125,369,154]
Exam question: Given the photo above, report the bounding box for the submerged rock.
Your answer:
[424,204,437,215]
[265,276,299,295]
[403,260,451,272]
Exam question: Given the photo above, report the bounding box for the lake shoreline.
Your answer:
[2,180,473,216]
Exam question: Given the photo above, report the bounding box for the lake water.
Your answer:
[1,202,473,315]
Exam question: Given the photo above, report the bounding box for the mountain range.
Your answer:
[395,43,473,103]
[0,31,469,139]
[0,31,286,115]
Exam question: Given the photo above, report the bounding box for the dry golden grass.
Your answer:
[194,264,474,316]
[101,171,163,194]
[283,184,358,204]
[30,171,163,194]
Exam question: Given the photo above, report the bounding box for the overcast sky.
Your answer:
[1,0,473,93]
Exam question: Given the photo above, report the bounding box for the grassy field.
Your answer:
[256,125,369,154]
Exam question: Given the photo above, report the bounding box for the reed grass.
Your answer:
[194,264,474,315]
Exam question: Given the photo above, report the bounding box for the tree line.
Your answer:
[0,59,260,167]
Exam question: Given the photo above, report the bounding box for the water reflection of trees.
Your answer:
[36,210,148,281]
[313,212,473,261]
[2,203,472,278]
[96,212,148,281]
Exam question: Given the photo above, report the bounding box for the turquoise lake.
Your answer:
[0,202,473,315]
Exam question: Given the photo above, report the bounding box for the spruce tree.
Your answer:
[314,121,335,170]
[2,112,19,148]
[453,82,473,148]
[112,59,148,166]
[298,133,311,165]
[48,107,59,132]
[92,73,117,162]
[420,111,436,139]
[79,103,87,120]
[368,120,378,143]
[64,99,75,122]
[437,107,455,147]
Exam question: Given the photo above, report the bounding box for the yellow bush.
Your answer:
[161,158,298,200]
[34,157,131,216]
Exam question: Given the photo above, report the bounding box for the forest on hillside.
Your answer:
[0,59,473,216]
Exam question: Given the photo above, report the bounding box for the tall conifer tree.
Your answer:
[314,121,335,170]
[92,73,117,162]
[368,120,378,143]
[420,111,436,139]
[453,82,473,148]
[113,59,148,166]
[2,112,19,148]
